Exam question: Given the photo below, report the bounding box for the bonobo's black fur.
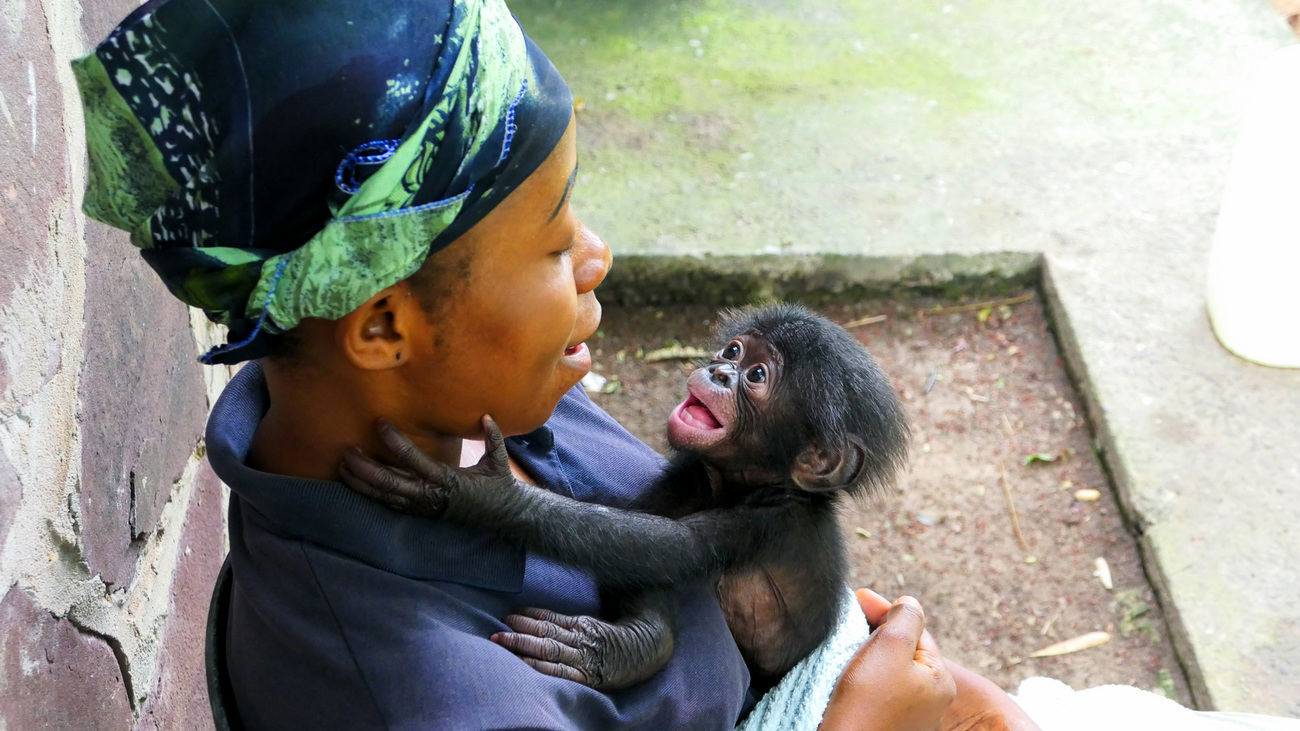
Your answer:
[340,303,909,691]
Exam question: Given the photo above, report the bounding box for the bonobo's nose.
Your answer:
[707,363,735,387]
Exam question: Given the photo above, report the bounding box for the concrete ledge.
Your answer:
[1039,260,1211,708]
[601,251,1041,306]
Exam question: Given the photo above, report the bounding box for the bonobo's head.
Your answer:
[667,303,909,496]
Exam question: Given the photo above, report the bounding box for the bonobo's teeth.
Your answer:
[675,394,722,431]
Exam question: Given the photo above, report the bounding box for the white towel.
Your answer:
[736,589,871,731]
[1013,677,1300,731]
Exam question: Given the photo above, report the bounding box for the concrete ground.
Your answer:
[509,0,1300,715]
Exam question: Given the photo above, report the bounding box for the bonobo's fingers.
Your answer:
[511,606,585,630]
[518,657,592,686]
[492,628,587,667]
[492,621,593,686]
[339,446,451,518]
[492,609,602,687]
[498,611,588,650]
[339,449,423,509]
[479,415,510,474]
[375,419,447,479]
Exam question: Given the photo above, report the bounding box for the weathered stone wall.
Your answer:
[1,0,233,727]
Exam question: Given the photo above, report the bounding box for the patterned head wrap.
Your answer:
[73,0,573,364]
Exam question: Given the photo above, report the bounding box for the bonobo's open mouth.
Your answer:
[667,374,733,450]
[675,393,722,430]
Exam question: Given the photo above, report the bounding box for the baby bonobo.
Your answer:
[341,303,909,690]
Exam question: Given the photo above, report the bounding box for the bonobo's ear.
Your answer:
[791,437,867,492]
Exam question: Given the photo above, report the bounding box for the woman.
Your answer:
[73,0,1033,727]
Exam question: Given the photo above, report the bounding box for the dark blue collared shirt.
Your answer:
[207,363,751,730]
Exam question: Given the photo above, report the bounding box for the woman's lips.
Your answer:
[561,342,591,372]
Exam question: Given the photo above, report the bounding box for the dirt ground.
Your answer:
[587,291,1193,703]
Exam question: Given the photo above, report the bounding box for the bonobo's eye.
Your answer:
[721,342,742,360]
[746,365,767,384]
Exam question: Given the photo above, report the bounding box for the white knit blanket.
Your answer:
[736,589,871,731]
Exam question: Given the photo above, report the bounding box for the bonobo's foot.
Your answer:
[339,415,514,519]
[492,607,674,691]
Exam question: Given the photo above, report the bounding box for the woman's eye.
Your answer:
[721,343,741,360]
[746,365,766,384]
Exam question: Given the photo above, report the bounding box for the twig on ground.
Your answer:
[843,313,888,328]
[999,460,1031,554]
[1041,603,1066,637]
[1031,631,1111,658]
[918,292,1036,318]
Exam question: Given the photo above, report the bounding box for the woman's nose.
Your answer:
[573,225,612,295]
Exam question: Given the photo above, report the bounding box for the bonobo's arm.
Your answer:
[339,417,789,591]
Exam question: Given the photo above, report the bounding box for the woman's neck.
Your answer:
[247,361,463,481]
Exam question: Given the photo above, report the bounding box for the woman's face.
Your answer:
[399,119,611,437]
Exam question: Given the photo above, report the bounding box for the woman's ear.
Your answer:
[336,283,422,370]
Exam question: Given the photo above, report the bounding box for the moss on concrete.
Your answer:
[510,0,983,120]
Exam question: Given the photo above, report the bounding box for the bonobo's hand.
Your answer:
[339,415,515,520]
[490,605,674,691]
[819,590,955,731]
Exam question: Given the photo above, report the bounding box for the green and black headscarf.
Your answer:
[73,0,573,364]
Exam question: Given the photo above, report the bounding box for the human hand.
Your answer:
[819,590,955,731]
[843,589,1041,731]
[339,414,514,520]
[938,661,1041,731]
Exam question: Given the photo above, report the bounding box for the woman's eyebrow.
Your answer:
[549,163,579,221]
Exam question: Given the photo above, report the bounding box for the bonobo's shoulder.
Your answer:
[540,385,667,505]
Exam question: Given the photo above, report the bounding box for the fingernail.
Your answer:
[891,597,924,618]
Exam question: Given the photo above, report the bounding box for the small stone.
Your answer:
[580,372,607,393]
[1094,557,1113,590]
[916,509,942,526]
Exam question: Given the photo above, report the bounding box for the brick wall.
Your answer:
[0,0,233,727]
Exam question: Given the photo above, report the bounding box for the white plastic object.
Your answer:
[1205,45,1300,368]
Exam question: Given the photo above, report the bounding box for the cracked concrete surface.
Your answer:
[0,0,232,726]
